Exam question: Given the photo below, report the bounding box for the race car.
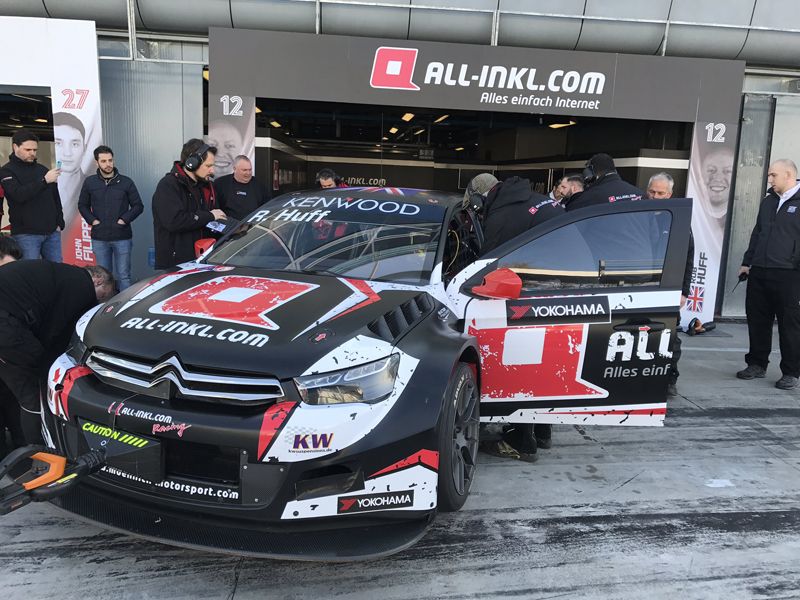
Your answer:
[22,187,691,559]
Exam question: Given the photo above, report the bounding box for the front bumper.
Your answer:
[43,356,441,559]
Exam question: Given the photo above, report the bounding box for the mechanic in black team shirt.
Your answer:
[465,173,564,462]
[0,261,114,443]
[152,139,227,270]
[564,153,644,212]
[214,155,270,221]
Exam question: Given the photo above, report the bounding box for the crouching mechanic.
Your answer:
[465,173,564,461]
[0,261,114,443]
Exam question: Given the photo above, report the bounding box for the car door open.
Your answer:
[457,199,692,427]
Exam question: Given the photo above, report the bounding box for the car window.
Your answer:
[442,209,482,283]
[496,210,670,291]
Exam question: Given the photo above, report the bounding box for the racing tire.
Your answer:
[437,362,480,512]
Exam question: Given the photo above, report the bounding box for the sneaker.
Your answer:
[479,439,538,463]
[736,365,766,380]
[667,382,678,397]
[776,375,799,390]
[534,423,552,449]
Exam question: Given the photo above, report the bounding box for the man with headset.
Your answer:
[564,153,644,212]
[152,139,226,270]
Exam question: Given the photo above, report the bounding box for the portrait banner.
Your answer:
[0,17,102,266]
[206,91,256,179]
[682,120,738,328]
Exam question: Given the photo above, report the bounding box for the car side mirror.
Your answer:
[471,267,522,299]
[194,238,215,258]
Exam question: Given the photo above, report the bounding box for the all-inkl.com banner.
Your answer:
[682,121,738,328]
[0,17,102,266]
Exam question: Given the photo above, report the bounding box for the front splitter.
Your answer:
[50,484,434,562]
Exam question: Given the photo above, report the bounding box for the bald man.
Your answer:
[738,159,800,390]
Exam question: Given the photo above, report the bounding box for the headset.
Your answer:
[464,181,487,215]
[581,161,596,186]
[184,143,211,172]
[315,168,341,186]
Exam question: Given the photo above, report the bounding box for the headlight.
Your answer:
[295,354,400,405]
[65,331,88,364]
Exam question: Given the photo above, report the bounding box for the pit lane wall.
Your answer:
[0,17,102,266]
[209,29,743,324]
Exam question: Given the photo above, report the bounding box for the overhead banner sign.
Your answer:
[209,29,745,319]
[210,28,743,124]
[0,17,102,266]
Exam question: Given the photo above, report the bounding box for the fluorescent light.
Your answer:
[269,120,281,128]
[11,94,41,102]
[548,120,576,129]
[454,146,464,151]
[434,114,449,123]
[401,113,414,122]
[414,128,425,135]
[255,107,262,113]
[296,140,303,143]
[34,118,48,123]
[375,144,381,147]
[382,136,388,141]
[389,126,399,134]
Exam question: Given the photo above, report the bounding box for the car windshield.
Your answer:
[204,191,446,284]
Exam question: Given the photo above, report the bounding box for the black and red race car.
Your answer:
[22,187,690,559]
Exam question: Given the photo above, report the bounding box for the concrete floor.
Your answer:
[2,324,799,600]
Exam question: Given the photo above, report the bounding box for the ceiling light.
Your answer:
[389,126,399,134]
[255,107,262,113]
[434,114,449,123]
[375,144,381,147]
[414,128,425,135]
[548,120,576,129]
[13,124,23,128]
[34,118,48,123]
[296,139,303,143]
[454,147,464,151]
[11,94,41,102]
[382,136,388,141]
[401,113,414,122]
[269,120,281,128]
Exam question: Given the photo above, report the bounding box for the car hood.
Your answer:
[83,265,430,379]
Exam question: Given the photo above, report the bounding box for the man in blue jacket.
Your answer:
[78,146,143,290]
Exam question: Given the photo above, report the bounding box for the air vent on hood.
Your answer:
[367,293,434,343]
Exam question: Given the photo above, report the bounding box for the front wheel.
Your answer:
[437,363,479,512]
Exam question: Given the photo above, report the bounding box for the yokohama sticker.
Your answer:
[337,491,415,514]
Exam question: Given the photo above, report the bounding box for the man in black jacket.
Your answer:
[646,172,694,397]
[152,139,226,270]
[564,153,644,212]
[0,130,64,261]
[78,145,143,290]
[214,155,269,221]
[0,261,114,443]
[466,174,564,461]
[737,159,800,390]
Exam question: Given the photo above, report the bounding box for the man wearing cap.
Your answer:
[464,173,564,461]
[564,153,644,212]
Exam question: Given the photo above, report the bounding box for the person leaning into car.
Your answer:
[78,145,143,291]
[737,159,800,391]
[0,261,115,444]
[152,139,226,270]
[465,173,563,461]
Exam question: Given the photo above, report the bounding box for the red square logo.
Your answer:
[370,47,420,91]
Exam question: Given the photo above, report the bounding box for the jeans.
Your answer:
[13,231,62,262]
[93,238,133,290]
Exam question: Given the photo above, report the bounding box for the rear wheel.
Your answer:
[437,363,479,512]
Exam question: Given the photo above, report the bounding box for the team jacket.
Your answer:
[0,154,64,235]
[152,162,217,270]
[743,188,800,270]
[563,172,643,212]
[481,176,564,255]
[215,174,269,221]
[78,168,144,241]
